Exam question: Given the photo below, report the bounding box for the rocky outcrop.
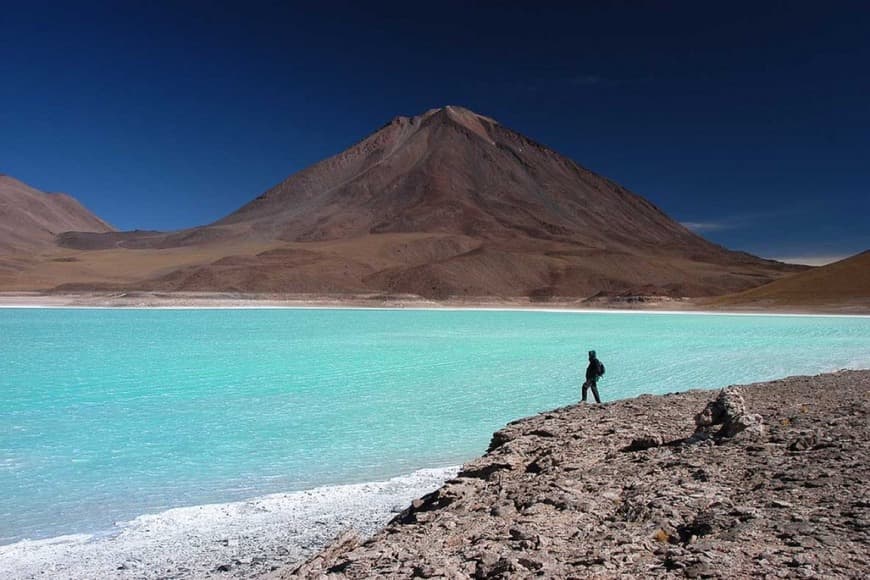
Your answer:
[280,370,870,579]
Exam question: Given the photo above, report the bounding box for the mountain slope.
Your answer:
[0,175,114,252]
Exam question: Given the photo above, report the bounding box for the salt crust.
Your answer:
[0,466,458,579]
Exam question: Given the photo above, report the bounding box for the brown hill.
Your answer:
[709,251,870,311]
[6,107,802,298]
[0,174,114,252]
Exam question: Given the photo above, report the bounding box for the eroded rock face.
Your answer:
[278,371,870,579]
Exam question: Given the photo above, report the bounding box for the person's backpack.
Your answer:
[597,360,605,378]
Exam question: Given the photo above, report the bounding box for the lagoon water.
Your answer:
[2,308,870,546]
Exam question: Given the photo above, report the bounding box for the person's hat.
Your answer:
[588,350,596,356]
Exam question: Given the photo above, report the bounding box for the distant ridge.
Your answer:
[8,107,803,298]
[0,175,114,252]
[711,250,870,310]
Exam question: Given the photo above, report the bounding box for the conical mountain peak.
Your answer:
[386,105,498,135]
[418,105,498,124]
[215,105,716,251]
[424,106,499,143]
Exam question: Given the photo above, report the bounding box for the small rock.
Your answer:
[412,564,444,578]
[474,555,513,578]
[490,502,515,517]
[508,526,535,541]
[623,434,664,452]
[684,561,716,578]
[788,432,819,451]
[517,556,544,571]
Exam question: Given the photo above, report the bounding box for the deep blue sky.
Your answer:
[1,1,867,263]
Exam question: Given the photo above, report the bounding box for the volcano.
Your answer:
[11,107,801,298]
[218,106,703,247]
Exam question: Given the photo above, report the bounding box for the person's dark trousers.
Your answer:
[582,380,601,403]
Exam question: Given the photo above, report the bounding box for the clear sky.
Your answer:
[1,1,867,263]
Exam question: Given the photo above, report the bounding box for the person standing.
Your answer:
[582,350,605,403]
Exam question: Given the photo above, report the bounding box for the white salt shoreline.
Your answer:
[0,297,867,318]
[0,466,459,580]
[1,305,868,318]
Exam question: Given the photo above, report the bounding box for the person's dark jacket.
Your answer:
[586,358,605,381]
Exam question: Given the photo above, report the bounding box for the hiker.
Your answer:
[582,349,605,403]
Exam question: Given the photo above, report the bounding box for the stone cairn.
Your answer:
[692,387,765,440]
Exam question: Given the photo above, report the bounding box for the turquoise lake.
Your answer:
[1,308,869,544]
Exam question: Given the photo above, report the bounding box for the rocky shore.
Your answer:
[283,370,870,579]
